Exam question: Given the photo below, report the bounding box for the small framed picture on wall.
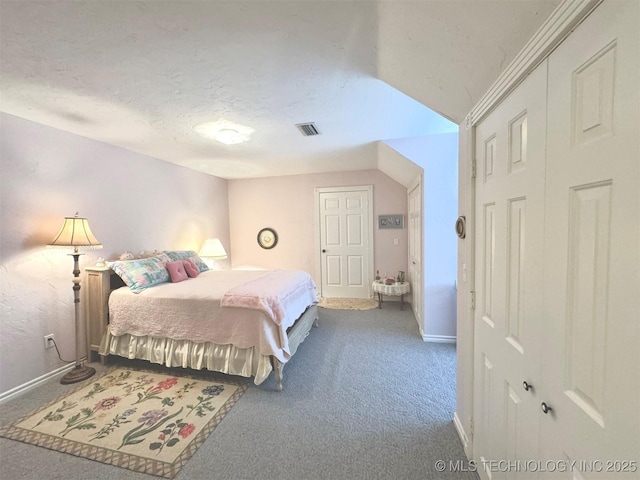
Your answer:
[378,214,404,229]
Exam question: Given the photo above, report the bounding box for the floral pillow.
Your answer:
[163,250,209,272]
[154,251,172,263]
[108,256,170,293]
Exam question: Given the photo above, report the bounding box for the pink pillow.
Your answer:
[183,258,200,278]
[166,261,188,283]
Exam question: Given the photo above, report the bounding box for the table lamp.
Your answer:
[199,238,227,268]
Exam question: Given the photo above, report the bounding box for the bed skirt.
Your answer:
[99,331,274,384]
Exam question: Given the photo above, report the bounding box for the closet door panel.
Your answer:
[473,61,547,480]
[541,0,639,473]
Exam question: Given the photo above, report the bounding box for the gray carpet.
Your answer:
[0,306,477,480]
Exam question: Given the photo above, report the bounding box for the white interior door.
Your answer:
[408,176,422,326]
[317,186,373,299]
[473,61,547,480]
[539,1,639,471]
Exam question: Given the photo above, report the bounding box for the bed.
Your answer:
[86,252,319,391]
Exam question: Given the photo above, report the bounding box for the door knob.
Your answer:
[322,249,326,253]
[541,402,553,414]
[523,381,533,392]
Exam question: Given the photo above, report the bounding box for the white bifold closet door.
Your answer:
[539,0,639,472]
[473,57,547,480]
[473,2,639,479]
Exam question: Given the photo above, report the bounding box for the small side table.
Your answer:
[85,266,112,364]
[372,281,410,310]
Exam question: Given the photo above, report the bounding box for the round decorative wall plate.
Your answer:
[257,228,278,249]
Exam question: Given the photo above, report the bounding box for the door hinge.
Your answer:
[471,159,477,179]
[470,291,476,310]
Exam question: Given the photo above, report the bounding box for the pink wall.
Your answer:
[228,169,408,290]
[0,113,230,393]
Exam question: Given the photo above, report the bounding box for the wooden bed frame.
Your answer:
[84,266,319,390]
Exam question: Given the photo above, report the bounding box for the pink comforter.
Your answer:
[220,269,317,326]
[107,269,318,361]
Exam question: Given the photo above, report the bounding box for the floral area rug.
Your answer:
[318,297,378,310]
[0,367,247,478]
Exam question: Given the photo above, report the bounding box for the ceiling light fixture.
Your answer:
[194,120,255,145]
[215,128,243,145]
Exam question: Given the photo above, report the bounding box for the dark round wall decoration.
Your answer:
[455,216,466,239]
[257,228,278,249]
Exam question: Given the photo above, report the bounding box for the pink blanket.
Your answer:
[220,269,317,326]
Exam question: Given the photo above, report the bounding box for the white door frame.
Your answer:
[314,185,374,299]
[407,174,423,331]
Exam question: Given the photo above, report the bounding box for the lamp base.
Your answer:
[60,365,96,385]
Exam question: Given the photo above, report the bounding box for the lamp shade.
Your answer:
[48,213,102,250]
[199,238,227,259]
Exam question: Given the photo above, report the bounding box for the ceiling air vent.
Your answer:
[296,122,320,136]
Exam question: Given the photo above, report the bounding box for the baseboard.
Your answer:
[422,334,457,343]
[0,363,75,405]
[453,412,470,457]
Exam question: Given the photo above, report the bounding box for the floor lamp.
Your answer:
[48,213,103,384]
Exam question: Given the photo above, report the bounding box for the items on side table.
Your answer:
[372,279,410,310]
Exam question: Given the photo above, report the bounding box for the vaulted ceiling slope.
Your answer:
[378,0,560,124]
[0,0,559,179]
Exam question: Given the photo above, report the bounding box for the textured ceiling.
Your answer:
[0,0,559,179]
